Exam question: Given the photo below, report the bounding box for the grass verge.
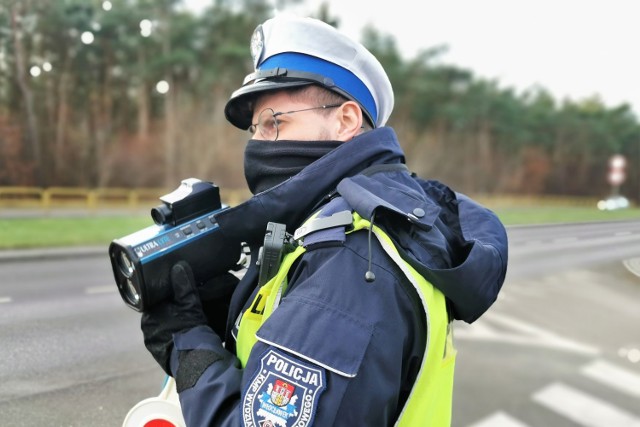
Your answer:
[0,206,638,249]
[494,206,640,225]
[0,216,151,249]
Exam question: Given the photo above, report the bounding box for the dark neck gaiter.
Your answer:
[244,139,343,194]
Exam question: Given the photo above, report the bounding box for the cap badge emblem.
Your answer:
[250,25,265,69]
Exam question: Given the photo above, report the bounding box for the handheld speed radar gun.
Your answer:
[108,178,242,312]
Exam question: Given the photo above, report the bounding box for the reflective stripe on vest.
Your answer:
[236,212,456,426]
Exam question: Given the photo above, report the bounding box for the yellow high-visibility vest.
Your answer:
[236,212,456,426]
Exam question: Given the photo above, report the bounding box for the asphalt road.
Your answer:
[454,219,640,427]
[0,220,639,426]
[0,252,164,426]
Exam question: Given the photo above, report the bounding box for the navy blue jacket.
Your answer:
[169,127,508,426]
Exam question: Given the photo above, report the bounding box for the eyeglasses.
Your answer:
[249,103,343,141]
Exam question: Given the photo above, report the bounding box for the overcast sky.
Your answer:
[187,0,640,115]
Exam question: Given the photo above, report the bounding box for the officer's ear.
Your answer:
[334,101,364,141]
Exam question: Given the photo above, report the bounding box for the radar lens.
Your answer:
[118,251,135,278]
[125,278,140,305]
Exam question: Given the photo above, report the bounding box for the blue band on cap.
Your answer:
[260,52,377,125]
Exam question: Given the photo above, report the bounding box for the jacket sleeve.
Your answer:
[170,326,243,426]
[170,233,425,426]
[415,178,509,323]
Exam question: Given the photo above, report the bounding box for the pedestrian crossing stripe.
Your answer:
[467,412,528,427]
[465,359,640,427]
[581,359,640,398]
[532,382,640,427]
[455,311,600,356]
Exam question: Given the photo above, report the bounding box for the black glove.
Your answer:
[141,261,207,375]
[198,272,239,338]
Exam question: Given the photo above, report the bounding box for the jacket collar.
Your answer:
[215,127,405,245]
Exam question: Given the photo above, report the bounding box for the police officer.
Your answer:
[141,15,508,426]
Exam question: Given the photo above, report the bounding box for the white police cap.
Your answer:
[224,15,394,130]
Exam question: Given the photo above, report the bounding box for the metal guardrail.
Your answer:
[0,186,252,210]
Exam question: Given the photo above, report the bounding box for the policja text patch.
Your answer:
[243,348,326,427]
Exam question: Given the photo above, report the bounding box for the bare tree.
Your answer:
[10,1,41,185]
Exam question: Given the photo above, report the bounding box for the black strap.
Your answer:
[359,163,409,177]
[243,68,336,88]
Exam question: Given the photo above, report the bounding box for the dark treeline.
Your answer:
[2,0,639,201]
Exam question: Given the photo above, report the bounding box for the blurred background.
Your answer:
[2,0,639,202]
[1,1,639,427]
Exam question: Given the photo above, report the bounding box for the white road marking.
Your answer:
[503,285,543,298]
[553,237,578,244]
[85,286,116,295]
[455,311,600,355]
[623,258,640,278]
[532,382,640,427]
[467,411,530,427]
[496,291,510,301]
[581,359,640,398]
[515,232,640,256]
[0,296,12,303]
